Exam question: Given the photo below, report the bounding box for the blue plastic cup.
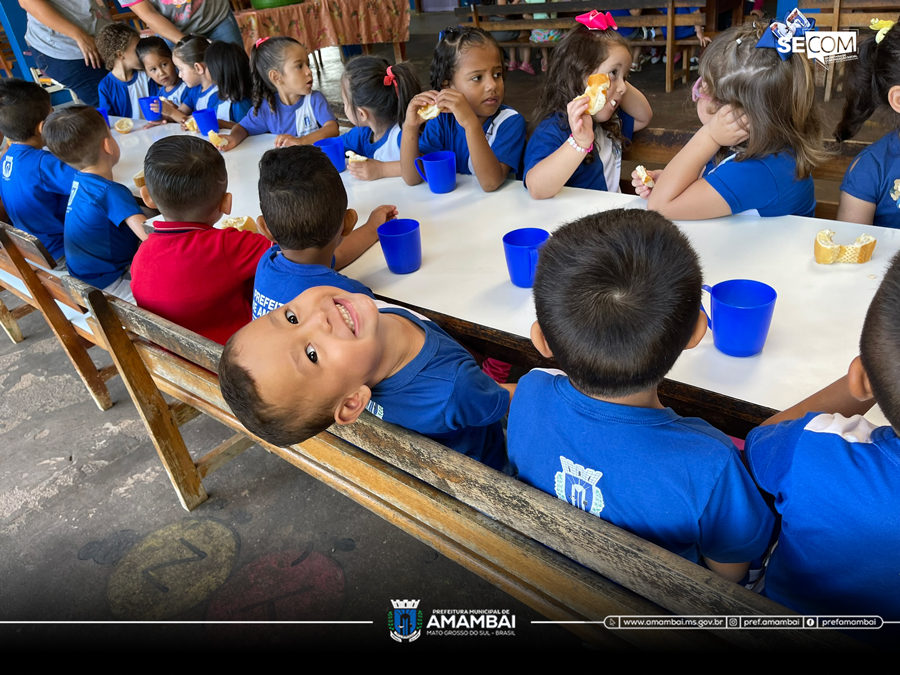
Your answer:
[378,219,421,274]
[701,279,777,357]
[139,96,161,121]
[193,109,219,135]
[95,107,110,127]
[503,228,549,288]
[314,137,346,172]
[414,150,456,194]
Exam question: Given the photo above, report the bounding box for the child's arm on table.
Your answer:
[219,124,249,152]
[620,81,652,132]
[400,91,439,186]
[760,370,876,428]
[274,120,340,148]
[333,204,397,270]
[836,192,877,225]
[348,159,401,181]
[647,105,748,219]
[125,214,149,242]
[526,96,592,200]
[436,89,508,192]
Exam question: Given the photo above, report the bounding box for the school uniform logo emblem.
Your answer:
[1,155,12,179]
[388,599,422,642]
[555,456,604,515]
[890,179,900,207]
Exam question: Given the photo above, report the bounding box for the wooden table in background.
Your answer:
[235,0,409,62]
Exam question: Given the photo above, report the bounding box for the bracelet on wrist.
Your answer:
[567,134,591,154]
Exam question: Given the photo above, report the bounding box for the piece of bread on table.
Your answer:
[417,104,442,120]
[814,229,876,264]
[185,117,199,132]
[133,170,145,188]
[208,130,227,148]
[218,216,258,234]
[345,150,367,162]
[635,165,655,188]
[114,118,133,134]
[576,73,610,115]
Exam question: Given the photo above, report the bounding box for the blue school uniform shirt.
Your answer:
[64,172,143,288]
[840,130,900,229]
[418,105,526,178]
[662,7,699,40]
[0,144,75,259]
[251,245,374,320]
[160,81,192,108]
[366,304,509,471]
[238,91,336,137]
[745,413,900,620]
[704,152,816,217]
[341,124,402,162]
[507,369,774,564]
[183,84,252,123]
[98,70,156,119]
[524,111,636,193]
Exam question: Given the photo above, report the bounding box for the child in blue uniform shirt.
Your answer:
[524,24,652,199]
[219,286,512,470]
[222,37,339,152]
[136,37,193,117]
[834,22,900,228]
[637,23,825,219]
[340,56,421,181]
[43,106,147,302]
[507,209,773,582]
[401,27,526,192]
[744,251,900,622]
[169,38,252,127]
[251,145,397,319]
[97,23,155,120]
[0,79,74,260]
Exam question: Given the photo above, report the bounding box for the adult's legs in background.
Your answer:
[33,50,106,106]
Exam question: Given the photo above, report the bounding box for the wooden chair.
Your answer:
[621,127,870,219]
[0,222,118,409]
[58,275,860,652]
[454,0,712,93]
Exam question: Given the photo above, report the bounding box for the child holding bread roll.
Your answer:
[340,56,421,181]
[834,20,900,229]
[523,23,652,200]
[638,21,827,219]
[400,27,526,193]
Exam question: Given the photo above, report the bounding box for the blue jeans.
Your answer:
[205,11,244,47]
[32,50,107,107]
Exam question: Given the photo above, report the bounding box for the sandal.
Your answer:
[508,60,519,71]
[631,61,641,73]
[519,62,536,75]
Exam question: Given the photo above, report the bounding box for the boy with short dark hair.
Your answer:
[0,78,75,259]
[507,209,774,582]
[744,252,900,619]
[97,22,152,119]
[219,286,511,470]
[130,135,271,344]
[251,145,396,319]
[43,106,146,301]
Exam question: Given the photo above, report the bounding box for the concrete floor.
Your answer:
[1,9,894,668]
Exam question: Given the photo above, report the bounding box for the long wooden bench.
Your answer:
[454,0,712,92]
[622,127,870,219]
[54,273,863,651]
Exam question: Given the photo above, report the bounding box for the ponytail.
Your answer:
[343,56,422,127]
[250,36,301,114]
[835,23,900,141]
[173,34,209,68]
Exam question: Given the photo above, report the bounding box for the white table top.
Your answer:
[112,118,895,426]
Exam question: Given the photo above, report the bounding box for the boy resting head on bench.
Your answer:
[219,286,513,470]
[507,208,774,583]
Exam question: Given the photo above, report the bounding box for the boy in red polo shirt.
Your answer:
[130,135,270,344]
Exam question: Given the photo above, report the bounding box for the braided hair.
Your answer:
[430,26,503,90]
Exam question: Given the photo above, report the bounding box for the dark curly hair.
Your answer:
[430,26,503,90]
[532,25,631,157]
[96,22,139,71]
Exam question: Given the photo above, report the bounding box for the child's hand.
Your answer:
[274,134,302,148]
[631,168,662,200]
[142,119,169,130]
[567,95,594,150]
[435,89,478,131]
[348,158,385,181]
[404,91,439,130]
[364,204,398,229]
[218,134,240,152]
[705,104,750,148]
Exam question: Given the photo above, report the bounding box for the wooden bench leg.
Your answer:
[393,41,402,63]
[85,289,208,511]
[0,231,113,410]
[0,293,25,343]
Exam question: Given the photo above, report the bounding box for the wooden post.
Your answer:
[823,0,843,102]
[665,0,676,92]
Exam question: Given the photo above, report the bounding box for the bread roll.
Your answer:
[814,229,876,265]
[345,150,367,162]
[133,170,145,188]
[185,117,199,132]
[219,216,258,234]
[114,118,133,134]
[576,73,610,115]
[417,104,442,120]
[208,131,227,148]
[635,165,655,188]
